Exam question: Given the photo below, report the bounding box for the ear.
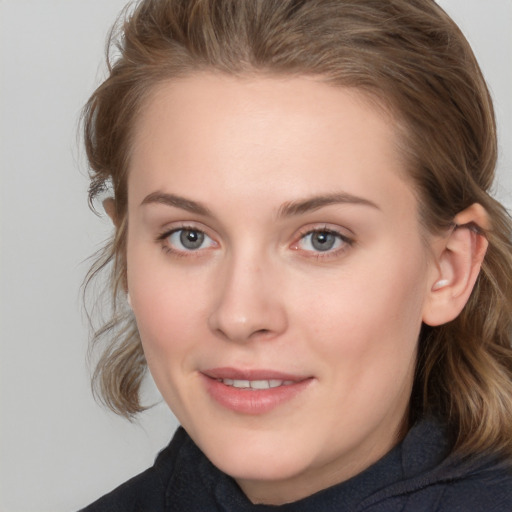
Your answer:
[103,197,119,227]
[103,197,130,295]
[422,203,489,327]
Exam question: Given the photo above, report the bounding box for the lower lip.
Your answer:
[202,375,313,415]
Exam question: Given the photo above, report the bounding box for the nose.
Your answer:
[207,253,288,343]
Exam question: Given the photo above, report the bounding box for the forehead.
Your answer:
[132,73,398,154]
[128,73,416,221]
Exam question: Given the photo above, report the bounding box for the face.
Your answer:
[126,74,437,504]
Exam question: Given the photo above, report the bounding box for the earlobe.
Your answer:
[423,203,489,327]
[103,197,118,227]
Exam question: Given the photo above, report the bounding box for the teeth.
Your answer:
[251,380,273,389]
[220,379,294,389]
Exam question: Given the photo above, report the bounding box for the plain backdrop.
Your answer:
[0,1,511,511]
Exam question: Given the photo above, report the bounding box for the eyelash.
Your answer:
[156,225,217,257]
[291,226,354,259]
[156,225,354,259]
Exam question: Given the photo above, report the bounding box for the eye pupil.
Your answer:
[311,231,336,251]
[179,229,204,249]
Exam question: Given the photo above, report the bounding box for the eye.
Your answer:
[164,228,216,252]
[295,228,352,254]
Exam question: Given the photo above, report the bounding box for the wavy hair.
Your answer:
[83,0,512,457]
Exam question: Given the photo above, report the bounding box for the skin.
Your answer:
[125,73,445,505]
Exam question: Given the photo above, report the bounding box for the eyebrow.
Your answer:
[277,193,380,218]
[141,192,211,216]
[141,190,379,218]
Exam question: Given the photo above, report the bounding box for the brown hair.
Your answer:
[83,0,512,458]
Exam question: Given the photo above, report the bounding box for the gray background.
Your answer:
[1,1,511,511]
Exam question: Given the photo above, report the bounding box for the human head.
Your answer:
[83,0,512,459]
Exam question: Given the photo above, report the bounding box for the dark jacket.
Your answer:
[80,418,512,511]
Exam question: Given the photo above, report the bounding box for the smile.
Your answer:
[217,379,295,389]
[201,368,313,414]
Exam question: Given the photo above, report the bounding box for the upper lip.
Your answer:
[202,367,310,382]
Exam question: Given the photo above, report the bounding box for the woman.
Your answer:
[80,0,512,509]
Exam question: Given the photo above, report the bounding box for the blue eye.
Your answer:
[298,230,347,253]
[166,228,215,251]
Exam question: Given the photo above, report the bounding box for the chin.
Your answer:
[196,426,315,482]
[215,452,307,483]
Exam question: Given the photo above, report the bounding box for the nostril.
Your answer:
[252,328,272,338]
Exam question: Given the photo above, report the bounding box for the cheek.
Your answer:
[128,274,210,411]
[126,245,209,365]
[291,247,428,373]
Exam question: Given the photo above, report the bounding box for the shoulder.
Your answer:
[397,454,512,512]
[365,466,512,512]
[78,465,164,512]
[78,427,188,512]
[402,420,512,511]
[433,457,512,512]
[360,419,512,512]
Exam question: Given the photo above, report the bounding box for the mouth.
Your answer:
[216,378,295,389]
[200,367,313,414]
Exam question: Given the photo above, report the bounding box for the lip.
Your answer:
[201,367,313,415]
